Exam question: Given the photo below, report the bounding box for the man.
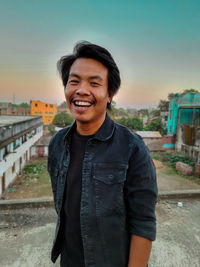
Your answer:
[48,42,158,267]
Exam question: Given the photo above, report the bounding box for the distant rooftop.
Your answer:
[136,131,162,138]
[0,115,41,127]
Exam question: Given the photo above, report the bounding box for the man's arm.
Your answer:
[128,235,152,267]
[124,135,158,266]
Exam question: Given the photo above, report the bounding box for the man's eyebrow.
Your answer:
[89,75,103,82]
[68,73,80,79]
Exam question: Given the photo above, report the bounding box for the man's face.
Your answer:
[65,58,111,126]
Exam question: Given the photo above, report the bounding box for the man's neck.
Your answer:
[76,114,106,136]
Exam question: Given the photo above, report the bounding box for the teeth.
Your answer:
[74,101,92,106]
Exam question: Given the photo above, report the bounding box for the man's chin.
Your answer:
[73,114,92,124]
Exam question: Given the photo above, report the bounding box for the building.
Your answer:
[0,115,43,196]
[30,100,57,124]
[0,102,30,116]
[165,93,200,162]
[136,131,163,151]
[57,101,69,114]
[31,136,51,157]
[159,101,169,135]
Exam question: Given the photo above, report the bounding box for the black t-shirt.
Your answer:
[61,129,94,267]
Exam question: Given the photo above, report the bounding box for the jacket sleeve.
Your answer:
[124,135,158,241]
[47,134,58,211]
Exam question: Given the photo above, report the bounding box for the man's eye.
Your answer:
[91,82,100,86]
[69,80,79,84]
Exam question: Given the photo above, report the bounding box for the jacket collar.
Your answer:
[63,113,115,143]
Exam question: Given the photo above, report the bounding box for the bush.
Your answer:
[144,118,162,132]
[48,124,56,136]
[117,117,143,130]
[166,153,195,170]
[53,112,73,127]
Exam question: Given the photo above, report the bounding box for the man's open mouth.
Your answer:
[73,100,93,107]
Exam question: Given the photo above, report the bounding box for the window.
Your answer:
[12,163,15,173]
[194,109,200,125]
[1,173,5,193]
[170,110,172,120]
[46,104,48,107]
[50,104,53,108]
[179,109,193,124]
[35,103,38,107]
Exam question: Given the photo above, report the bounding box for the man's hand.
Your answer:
[128,235,152,267]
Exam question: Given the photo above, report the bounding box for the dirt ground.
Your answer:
[0,199,200,267]
[2,157,52,200]
[153,159,163,168]
[3,157,200,200]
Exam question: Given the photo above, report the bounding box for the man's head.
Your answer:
[57,41,121,110]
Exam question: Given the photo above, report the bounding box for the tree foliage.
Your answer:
[158,100,169,111]
[138,109,149,117]
[58,101,68,108]
[150,109,160,117]
[117,117,143,130]
[53,112,73,127]
[182,88,199,94]
[48,124,56,136]
[107,101,128,120]
[11,102,30,108]
[144,118,162,132]
[168,88,199,99]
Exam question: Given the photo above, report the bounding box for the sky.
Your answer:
[0,0,200,108]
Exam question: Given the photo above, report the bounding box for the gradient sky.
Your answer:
[0,0,200,108]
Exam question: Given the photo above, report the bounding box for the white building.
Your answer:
[0,115,43,196]
[136,131,163,151]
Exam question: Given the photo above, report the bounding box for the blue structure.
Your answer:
[167,93,200,135]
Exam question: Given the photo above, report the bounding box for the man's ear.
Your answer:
[108,92,114,104]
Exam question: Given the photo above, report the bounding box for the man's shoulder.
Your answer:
[114,121,144,145]
[49,125,71,148]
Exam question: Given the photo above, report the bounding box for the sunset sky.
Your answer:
[0,0,200,108]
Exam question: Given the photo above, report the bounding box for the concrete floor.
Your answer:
[0,200,200,267]
[157,168,200,192]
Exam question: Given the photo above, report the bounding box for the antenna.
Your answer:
[13,93,15,104]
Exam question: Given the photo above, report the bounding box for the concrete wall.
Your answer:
[142,137,162,146]
[0,116,42,143]
[176,123,200,161]
[0,130,42,195]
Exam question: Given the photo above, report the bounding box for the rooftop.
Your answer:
[0,115,41,128]
[136,131,162,138]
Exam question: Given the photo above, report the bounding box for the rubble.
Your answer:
[176,162,193,176]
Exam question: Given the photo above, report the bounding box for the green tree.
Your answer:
[168,93,175,100]
[53,112,73,127]
[19,102,30,108]
[158,100,169,111]
[58,101,68,109]
[144,118,162,132]
[150,109,160,117]
[117,117,143,130]
[138,109,149,117]
[182,88,199,94]
[48,124,56,136]
[168,88,199,100]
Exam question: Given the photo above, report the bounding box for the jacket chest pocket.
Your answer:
[92,163,128,214]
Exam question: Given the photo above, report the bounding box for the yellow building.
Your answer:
[30,100,57,124]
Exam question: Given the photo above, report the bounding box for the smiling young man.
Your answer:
[48,42,158,267]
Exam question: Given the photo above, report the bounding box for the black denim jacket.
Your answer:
[48,114,158,266]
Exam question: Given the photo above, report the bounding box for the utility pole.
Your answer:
[13,93,15,105]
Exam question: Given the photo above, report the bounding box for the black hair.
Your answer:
[57,41,121,109]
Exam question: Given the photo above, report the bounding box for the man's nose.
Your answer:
[76,83,91,96]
